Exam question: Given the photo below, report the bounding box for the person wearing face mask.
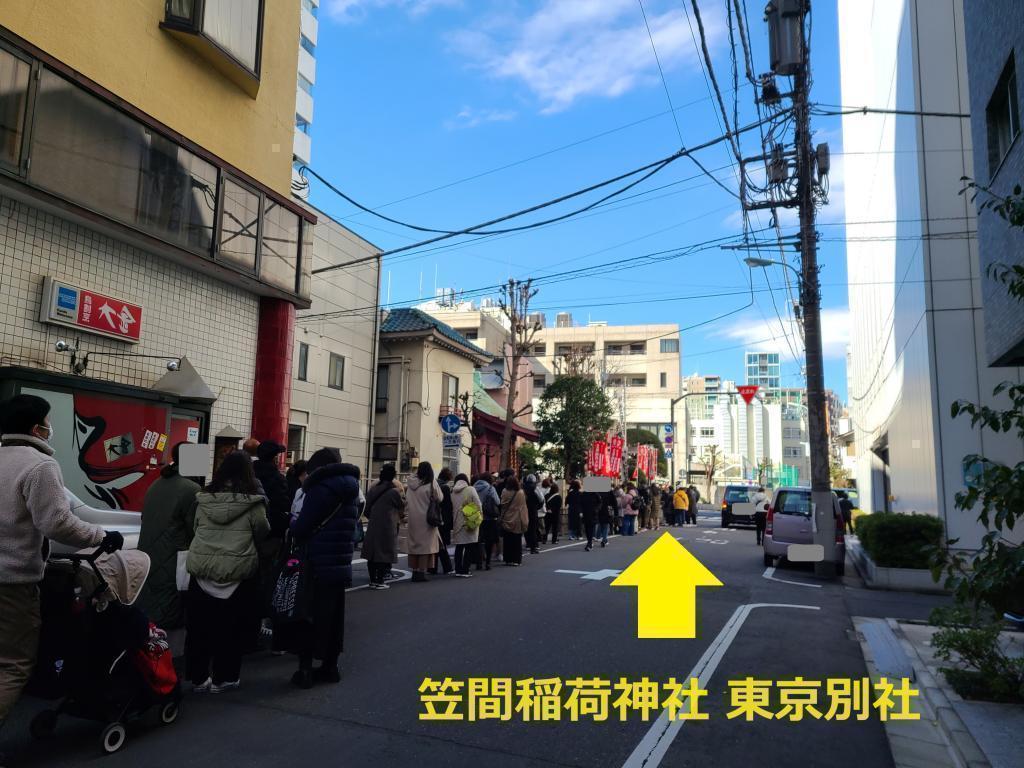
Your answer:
[0,394,123,730]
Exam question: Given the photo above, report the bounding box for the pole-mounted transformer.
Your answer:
[765,0,806,76]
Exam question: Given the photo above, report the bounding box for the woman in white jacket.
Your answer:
[450,474,482,577]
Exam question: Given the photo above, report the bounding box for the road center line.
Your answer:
[762,566,823,588]
[621,602,821,768]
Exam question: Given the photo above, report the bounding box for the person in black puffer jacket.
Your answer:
[288,447,360,688]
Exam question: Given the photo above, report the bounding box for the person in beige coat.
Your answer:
[450,474,482,577]
[499,476,528,566]
[405,461,443,582]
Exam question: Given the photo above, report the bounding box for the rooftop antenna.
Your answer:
[386,270,392,305]
[433,263,438,297]
[418,270,423,299]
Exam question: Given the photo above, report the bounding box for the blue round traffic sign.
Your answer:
[441,414,461,434]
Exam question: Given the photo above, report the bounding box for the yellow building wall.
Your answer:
[0,0,298,198]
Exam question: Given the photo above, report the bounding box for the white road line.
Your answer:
[535,534,622,554]
[346,568,410,592]
[762,566,822,589]
[622,602,821,768]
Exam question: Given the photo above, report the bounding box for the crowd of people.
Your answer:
[0,390,711,741]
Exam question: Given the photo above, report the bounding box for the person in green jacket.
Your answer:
[185,450,269,694]
[136,442,199,629]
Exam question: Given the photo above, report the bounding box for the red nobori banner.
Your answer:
[608,436,624,477]
[40,277,143,343]
[588,441,607,475]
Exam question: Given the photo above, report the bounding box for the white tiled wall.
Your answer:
[0,195,259,443]
[291,205,380,478]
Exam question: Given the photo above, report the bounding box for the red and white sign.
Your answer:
[588,441,608,475]
[607,435,625,477]
[737,385,760,405]
[39,277,143,344]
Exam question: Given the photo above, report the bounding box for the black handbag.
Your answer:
[426,497,442,528]
[270,501,341,623]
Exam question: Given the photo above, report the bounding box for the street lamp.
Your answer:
[743,255,805,287]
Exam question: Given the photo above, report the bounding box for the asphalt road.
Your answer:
[4,510,948,767]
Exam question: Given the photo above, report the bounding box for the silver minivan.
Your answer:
[762,486,845,575]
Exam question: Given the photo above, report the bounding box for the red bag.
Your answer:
[133,623,177,695]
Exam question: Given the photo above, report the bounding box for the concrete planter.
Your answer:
[848,538,948,594]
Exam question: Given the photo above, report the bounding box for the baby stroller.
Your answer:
[27,546,182,755]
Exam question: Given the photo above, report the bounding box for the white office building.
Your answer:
[838,0,1023,548]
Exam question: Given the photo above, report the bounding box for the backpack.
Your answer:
[630,494,642,511]
[461,501,482,531]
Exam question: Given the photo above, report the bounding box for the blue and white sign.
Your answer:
[665,449,674,459]
[440,414,462,434]
[664,424,674,436]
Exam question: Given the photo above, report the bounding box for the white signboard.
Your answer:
[442,434,462,449]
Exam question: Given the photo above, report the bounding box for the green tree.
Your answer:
[535,375,614,481]
[625,428,667,479]
[517,442,558,476]
[927,180,1024,702]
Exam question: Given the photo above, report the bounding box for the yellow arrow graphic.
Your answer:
[611,532,723,639]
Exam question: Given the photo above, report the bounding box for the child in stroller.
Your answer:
[27,546,181,755]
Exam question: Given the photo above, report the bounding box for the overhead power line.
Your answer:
[310,110,789,275]
[811,104,971,119]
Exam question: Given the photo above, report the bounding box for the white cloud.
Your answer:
[449,0,726,114]
[445,105,518,129]
[715,306,850,361]
[323,0,460,23]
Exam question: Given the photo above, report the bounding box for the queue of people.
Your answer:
[1,390,711,746]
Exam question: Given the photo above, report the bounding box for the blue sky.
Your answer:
[308,0,850,400]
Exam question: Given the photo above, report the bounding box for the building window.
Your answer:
[660,338,679,354]
[287,423,306,463]
[628,376,647,388]
[31,68,219,256]
[297,342,309,381]
[441,373,459,413]
[606,344,624,356]
[298,73,314,95]
[783,426,802,439]
[300,35,316,56]
[217,176,259,272]
[373,442,398,461]
[783,446,804,458]
[534,375,546,389]
[260,199,301,291]
[700,427,715,438]
[660,372,667,388]
[442,445,460,475]
[454,328,478,340]
[328,353,345,390]
[987,55,1020,176]
[629,342,646,355]
[375,364,390,412]
[163,0,264,77]
[0,47,30,170]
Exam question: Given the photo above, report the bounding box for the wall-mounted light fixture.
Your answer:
[54,339,181,376]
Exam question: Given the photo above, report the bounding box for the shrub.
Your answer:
[855,513,943,569]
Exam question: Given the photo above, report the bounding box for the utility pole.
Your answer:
[764,0,835,576]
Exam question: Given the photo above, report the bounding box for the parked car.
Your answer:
[762,486,845,575]
[50,488,141,554]
[720,484,756,528]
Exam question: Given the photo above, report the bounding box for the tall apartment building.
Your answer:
[293,0,317,179]
[0,1,313,508]
[839,0,1023,547]
[528,314,682,444]
[744,351,782,401]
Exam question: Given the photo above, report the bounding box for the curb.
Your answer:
[886,619,991,768]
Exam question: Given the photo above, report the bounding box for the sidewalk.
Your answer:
[848,571,1022,768]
